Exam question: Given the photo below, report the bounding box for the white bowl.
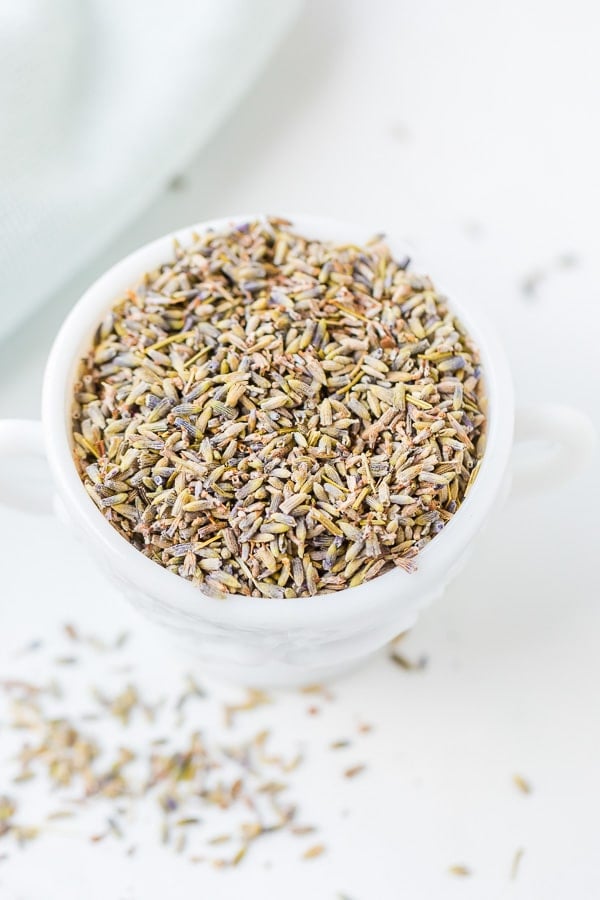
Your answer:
[0,215,595,686]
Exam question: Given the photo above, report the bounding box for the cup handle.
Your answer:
[512,403,597,496]
[0,419,54,514]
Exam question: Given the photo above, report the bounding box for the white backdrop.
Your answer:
[1,1,599,898]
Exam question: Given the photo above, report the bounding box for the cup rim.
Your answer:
[42,214,514,629]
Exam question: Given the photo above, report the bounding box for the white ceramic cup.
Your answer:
[0,215,596,687]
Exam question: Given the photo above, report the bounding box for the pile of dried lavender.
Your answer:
[1,626,357,867]
[72,218,486,597]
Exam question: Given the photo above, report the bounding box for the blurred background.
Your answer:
[1,1,599,898]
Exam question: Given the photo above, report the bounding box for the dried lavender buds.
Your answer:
[0,636,304,865]
[71,217,486,598]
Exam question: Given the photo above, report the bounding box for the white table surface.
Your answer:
[1,1,599,897]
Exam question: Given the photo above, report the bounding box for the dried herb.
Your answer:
[344,764,365,779]
[513,774,532,795]
[224,688,270,727]
[291,825,316,836]
[520,251,580,300]
[72,218,486,598]
[511,847,525,880]
[303,844,326,860]
[448,864,471,877]
[389,651,428,671]
[0,627,310,867]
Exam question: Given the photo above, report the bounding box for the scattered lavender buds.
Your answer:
[0,630,303,865]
